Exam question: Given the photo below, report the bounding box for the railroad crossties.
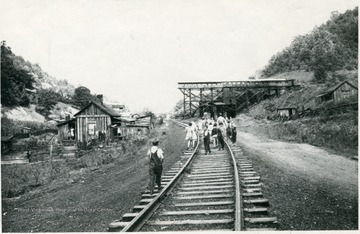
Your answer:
[108,120,277,232]
[178,79,296,118]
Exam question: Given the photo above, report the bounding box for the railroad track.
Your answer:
[108,119,277,232]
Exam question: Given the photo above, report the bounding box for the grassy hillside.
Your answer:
[240,70,358,156]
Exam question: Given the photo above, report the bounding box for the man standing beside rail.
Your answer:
[147,138,164,195]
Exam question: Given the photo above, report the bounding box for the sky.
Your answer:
[1,0,358,113]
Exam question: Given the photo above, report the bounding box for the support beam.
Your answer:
[178,79,296,119]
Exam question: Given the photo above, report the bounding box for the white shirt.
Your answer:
[147,146,164,160]
[217,116,228,128]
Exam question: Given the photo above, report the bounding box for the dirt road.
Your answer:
[237,130,358,230]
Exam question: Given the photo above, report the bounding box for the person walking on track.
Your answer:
[203,125,211,155]
[185,122,194,150]
[217,123,225,150]
[229,119,237,145]
[217,113,228,128]
[147,138,164,195]
[211,123,218,148]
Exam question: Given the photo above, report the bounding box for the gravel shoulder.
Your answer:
[237,130,358,230]
[2,120,186,232]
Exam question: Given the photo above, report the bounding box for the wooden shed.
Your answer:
[56,118,76,143]
[74,100,121,144]
[316,81,358,104]
[277,107,298,119]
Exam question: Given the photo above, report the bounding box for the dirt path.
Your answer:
[237,130,358,230]
[2,120,186,232]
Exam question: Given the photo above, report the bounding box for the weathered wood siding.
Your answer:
[76,103,111,143]
[333,83,357,103]
[57,124,69,142]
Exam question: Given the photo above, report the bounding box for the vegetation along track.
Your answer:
[108,120,277,231]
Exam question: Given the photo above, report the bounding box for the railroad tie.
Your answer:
[243,198,269,206]
[188,172,231,177]
[245,217,278,224]
[160,209,234,216]
[246,227,278,231]
[139,198,153,204]
[133,205,146,212]
[238,160,252,164]
[240,173,257,177]
[190,169,231,174]
[176,189,233,195]
[243,187,262,193]
[241,179,260,184]
[239,171,256,174]
[179,185,234,191]
[174,200,234,207]
[239,168,254,171]
[172,194,233,200]
[244,207,268,213]
[121,213,139,221]
[142,193,157,198]
[241,183,263,188]
[182,181,233,187]
[242,192,263,197]
[242,176,260,180]
[146,219,234,226]
[108,221,131,229]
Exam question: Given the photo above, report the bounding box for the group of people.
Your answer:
[145,113,237,195]
[185,113,237,154]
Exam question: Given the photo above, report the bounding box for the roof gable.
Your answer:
[318,81,358,97]
[74,100,121,117]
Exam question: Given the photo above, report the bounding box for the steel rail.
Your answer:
[224,139,243,231]
[120,119,199,232]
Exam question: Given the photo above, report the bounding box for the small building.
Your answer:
[277,107,298,119]
[56,118,76,143]
[22,127,31,135]
[316,81,358,104]
[74,99,121,144]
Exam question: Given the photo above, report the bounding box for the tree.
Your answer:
[37,89,61,113]
[73,86,94,108]
[1,41,34,107]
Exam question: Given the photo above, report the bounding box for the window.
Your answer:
[88,123,96,135]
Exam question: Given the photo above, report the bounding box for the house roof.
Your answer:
[113,117,137,122]
[277,107,297,110]
[74,100,122,117]
[318,81,358,97]
[56,118,76,126]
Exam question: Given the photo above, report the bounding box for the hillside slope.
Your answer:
[261,7,358,81]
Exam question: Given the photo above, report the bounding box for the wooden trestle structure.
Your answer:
[178,79,296,118]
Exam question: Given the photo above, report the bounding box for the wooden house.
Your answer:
[316,81,358,104]
[74,100,122,144]
[277,107,298,119]
[58,95,153,145]
[112,115,152,139]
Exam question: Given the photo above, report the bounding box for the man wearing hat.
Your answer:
[147,138,164,195]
